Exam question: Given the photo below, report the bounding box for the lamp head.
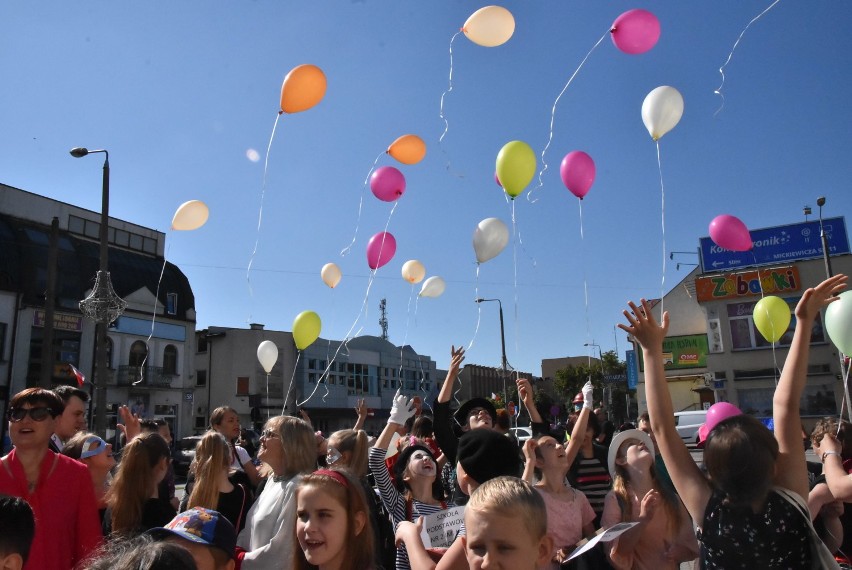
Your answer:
[474,298,485,303]
[817,196,826,207]
[69,147,89,158]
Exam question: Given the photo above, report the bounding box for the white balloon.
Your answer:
[401,260,426,284]
[472,218,509,263]
[641,86,684,141]
[419,276,446,298]
[257,340,278,374]
[171,200,210,231]
[321,263,342,288]
[463,5,515,47]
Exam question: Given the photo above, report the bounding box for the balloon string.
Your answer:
[657,141,666,317]
[341,151,384,257]
[283,351,301,414]
[248,113,282,300]
[266,373,271,419]
[439,32,465,178]
[400,286,414,384]
[135,250,170,386]
[842,358,852,425]
[530,29,608,204]
[714,0,781,116]
[512,200,521,358]
[579,199,591,353]
[467,264,483,351]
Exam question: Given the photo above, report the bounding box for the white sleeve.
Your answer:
[235,445,251,467]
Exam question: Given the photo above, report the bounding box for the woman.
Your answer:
[0,388,101,569]
[601,429,698,569]
[293,468,375,570]
[180,431,254,532]
[210,406,261,488]
[104,431,176,537]
[62,431,117,521]
[369,391,449,570]
[236,415,317,569]
[623,274,847,568]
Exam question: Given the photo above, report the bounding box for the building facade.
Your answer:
[0,184,197,442]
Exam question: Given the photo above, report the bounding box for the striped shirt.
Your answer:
[369,447,455,570]
[571,454,611,524]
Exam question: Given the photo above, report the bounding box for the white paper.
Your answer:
[566,522,639,561]
[418,506,466,549]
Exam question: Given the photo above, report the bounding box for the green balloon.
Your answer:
[826,290,852,355]
[495,140,536,199]
[293,310,321,350]
[753,296,791,343]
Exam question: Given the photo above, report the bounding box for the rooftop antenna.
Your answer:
[379,298,389,340]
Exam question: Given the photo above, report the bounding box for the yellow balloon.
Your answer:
[171,200,209,231]
[495,140,536,199]
[321,263,342,288]
[753,296,791,343]
[463,6,515,47]
[387,134,426,165]
[293,311,321,350]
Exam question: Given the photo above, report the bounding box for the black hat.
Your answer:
[148,507,237,560]
[393,443,444,500]
[457,429,521,484]
[453,397,497,427]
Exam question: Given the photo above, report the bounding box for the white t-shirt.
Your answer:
[230,445,251,471]
[236,474,300,568]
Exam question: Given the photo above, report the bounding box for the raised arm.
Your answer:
[813,433,852,501]
[437,346,465,404]
[619,299,710,523]
[564,381,593,467]
[774,274,847,499]
[353,398,368,431]
[374,389,415,451]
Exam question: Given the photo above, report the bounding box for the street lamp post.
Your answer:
[475,298,508,410]
[817,196,833,279]
[70,147,126,437]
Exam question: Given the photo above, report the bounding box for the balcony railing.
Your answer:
[117,365,176,388]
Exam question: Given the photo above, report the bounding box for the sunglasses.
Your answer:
[261,429,280,439]
[7,407,54,423]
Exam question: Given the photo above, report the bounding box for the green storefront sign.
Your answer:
[638,334,709,371]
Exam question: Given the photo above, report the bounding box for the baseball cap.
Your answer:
[147,507,237,560]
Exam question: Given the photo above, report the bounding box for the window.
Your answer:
[163,345,178,375]
[309,372,317,384]
[194,416,206,429]
[166,293,177,315]
[196,370,207,387]
[727,298,826,350]
[236,376,250,396]
[114,229,130,247]
[129,341,148,367]
[308,359,317,370]
[197,336,208,353]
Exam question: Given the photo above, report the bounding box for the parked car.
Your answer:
[674,410,707,446]
[510,426,533,443]
[173,435,203,477]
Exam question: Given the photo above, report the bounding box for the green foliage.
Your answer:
[552,350,631,422]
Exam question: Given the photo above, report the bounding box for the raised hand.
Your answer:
[618,298,669,350]
[388,389,415,426]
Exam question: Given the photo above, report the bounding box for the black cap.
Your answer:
[458,429,521,484]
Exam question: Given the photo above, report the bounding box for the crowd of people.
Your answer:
[1,274,851,569]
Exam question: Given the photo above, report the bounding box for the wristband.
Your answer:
[822,451,842,464]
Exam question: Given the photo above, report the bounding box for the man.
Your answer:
[50,385,89,453]
[148,507,237,570]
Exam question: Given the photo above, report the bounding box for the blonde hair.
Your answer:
[267,415,317,478]
[106,432,170,536]
[187,432,231,511]
[466,476,547,541]
[328,429,370,478]
[611,439,681,531]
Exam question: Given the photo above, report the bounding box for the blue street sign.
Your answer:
[626,350,638,390]
[699,217,849,272]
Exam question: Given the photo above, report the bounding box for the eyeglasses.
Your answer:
[326,447,342,465]
[7,407,54,423]
[261,429,280,439]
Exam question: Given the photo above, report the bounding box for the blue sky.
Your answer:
[3,1,851,375]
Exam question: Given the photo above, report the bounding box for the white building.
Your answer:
[0,183,197,441]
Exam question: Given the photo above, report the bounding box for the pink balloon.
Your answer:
[366,231,397,270]
[560,151,596,200]
[709,214,753,252]
[611,9,661,55]
[370,166,406,202]
[697,402,742,446]
[494,172,502,188]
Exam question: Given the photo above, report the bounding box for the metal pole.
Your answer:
[94,154,110,437]
[817,197,833,279]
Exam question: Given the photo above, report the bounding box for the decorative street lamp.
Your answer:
[70,147,127,436]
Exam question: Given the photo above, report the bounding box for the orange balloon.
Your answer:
[280,64,327,114]
[387,134,426,165]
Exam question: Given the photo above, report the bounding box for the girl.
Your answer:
[62,431,117,521]
[104,431,176,537]
[567,408,611,527]
[236,415,317,569]
[601,429,698,569]
[369,391,450,570]
[180,431,254,532]
[522,380,597,569]
[210,406,261,488]
[293,468,375,570]
[621,274,847,568]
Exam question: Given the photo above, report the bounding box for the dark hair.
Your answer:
[638,411,650,424]
[410,416,434,439]
[494,409,511,431]
[9,388,64,418]
[393,443,444,501]
[586,410,602,438]
[139,418,168,433]
[52,384,90,403]
[81,533,197,570]
[0,495,35,563]
[704,415,778,507]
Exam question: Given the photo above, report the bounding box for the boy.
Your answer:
[148,507,237,570]
[463,477,553,570]
[0,495,35,570]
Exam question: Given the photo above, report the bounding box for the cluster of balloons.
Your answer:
[709,214,753,252]
[171,200,209,231]
[255,311,323,372]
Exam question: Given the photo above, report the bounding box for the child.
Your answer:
[463,476,554,570]
[293,468,375,570]
[148,507,237,570]
[620,274,847,568]
[0,495,35,570]
[601,429,697,569]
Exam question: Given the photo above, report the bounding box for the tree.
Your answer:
[553,351,631,423]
